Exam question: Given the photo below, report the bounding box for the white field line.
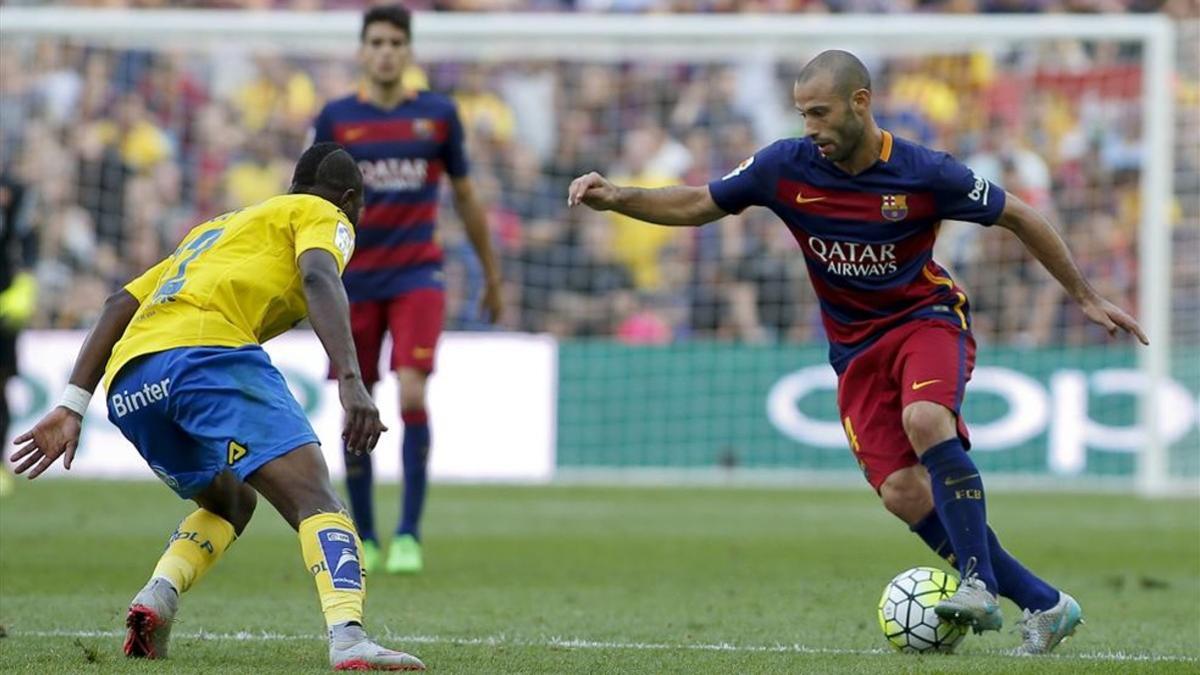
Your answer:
[11,629,1198,664]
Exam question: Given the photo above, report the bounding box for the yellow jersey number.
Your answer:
[152,209,244,304]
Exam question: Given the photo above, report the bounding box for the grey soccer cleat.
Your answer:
[935,561,1003,634]
[329,624,426,671]
[123,577,179,659]
[1016,591,1084,655]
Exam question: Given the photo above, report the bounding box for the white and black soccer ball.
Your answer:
[877,566,967,653]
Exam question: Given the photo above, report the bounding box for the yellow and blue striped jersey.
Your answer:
[104,194,355,388]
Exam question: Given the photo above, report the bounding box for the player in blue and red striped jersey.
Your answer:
[311,4,502,575]
[569,50,1147,655]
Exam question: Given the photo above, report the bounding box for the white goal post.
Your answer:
[0,9,1183,494]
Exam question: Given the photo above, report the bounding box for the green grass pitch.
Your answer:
[0,480,1196,673]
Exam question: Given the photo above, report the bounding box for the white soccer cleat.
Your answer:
[123,577,179,659]
[1016,591,1084,655]
[330,625,425,671]
[934,568,1003,634]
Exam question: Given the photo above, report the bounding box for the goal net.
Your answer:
[0,9,1194,492]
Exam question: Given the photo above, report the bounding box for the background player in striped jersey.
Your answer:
[311,4,502,575]
[569,50,1147,655]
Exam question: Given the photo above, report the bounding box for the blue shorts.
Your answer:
[107,346,319,499]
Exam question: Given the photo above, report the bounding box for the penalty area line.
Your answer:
[13,629,1199,663]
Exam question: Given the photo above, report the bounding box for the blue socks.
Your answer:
[987,528,1059,611]
[919,438,998,594]
[343,447,376,544]
[911,511,1059,611]
[398,409,430,540]
[345,408,432,543]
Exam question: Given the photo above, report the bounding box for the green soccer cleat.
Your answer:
[361,539,381,575]
[385,534,423,575]
[1016,591,1084,655]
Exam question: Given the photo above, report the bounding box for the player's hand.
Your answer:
[567,172,618,210]
[480,279,503,323]
[10,407,83,479]
[1080,295,1149,345]
[339,376,387,455]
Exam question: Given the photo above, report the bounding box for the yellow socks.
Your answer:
[151,508,236,593]
[299,512,365,628]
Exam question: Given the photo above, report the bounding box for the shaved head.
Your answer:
[796,50,871,99]
[792,50,877,167]
[290,142,364,225]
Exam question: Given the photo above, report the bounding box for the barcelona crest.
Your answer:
[881,194,908,221]
[413,118,435,139]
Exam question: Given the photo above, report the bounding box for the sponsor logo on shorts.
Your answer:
[150,463,180,491]
[111,378,172,418]
[318,528,362,591]
[227,440,248,466]
[910,379,941,391]
[413,347,434,359]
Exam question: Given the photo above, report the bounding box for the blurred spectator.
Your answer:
[223,134,290,209]
[1,1,1195,355]
[607,125,682,291]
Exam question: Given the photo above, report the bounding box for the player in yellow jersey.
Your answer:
[10,143,425,671]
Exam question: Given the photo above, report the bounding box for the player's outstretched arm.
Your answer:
[11,289,141,478]
[298,249,387,455]
[996,192,1148,345]
[567,172,727,227]
[450,176,503,323]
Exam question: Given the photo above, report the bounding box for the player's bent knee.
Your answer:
[194,476,257,535]
[246,442,345,530]
[879,468,934,525]
[902,401,957,453]
[397,368,428,411]
[222,488,257,536]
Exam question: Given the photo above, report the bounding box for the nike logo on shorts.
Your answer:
[911,379,941,390]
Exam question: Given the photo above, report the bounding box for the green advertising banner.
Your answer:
[557,343,1200,479]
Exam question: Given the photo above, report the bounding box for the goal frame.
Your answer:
[0,9,1179,494]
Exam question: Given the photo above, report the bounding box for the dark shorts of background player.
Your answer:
[836,319,976,492]
[329,288,445,387]
[0,327,17,379]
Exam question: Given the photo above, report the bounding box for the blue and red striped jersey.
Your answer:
[312,91,468,302]
[708,131,1005,373]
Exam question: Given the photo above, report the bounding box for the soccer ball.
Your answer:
[877,566,967,653]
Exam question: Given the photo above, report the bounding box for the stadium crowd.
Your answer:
[0,2,1196,348]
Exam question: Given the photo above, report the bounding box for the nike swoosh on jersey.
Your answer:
[795,193,827,205]
[911,379,942,390]
[944,473,980,486]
